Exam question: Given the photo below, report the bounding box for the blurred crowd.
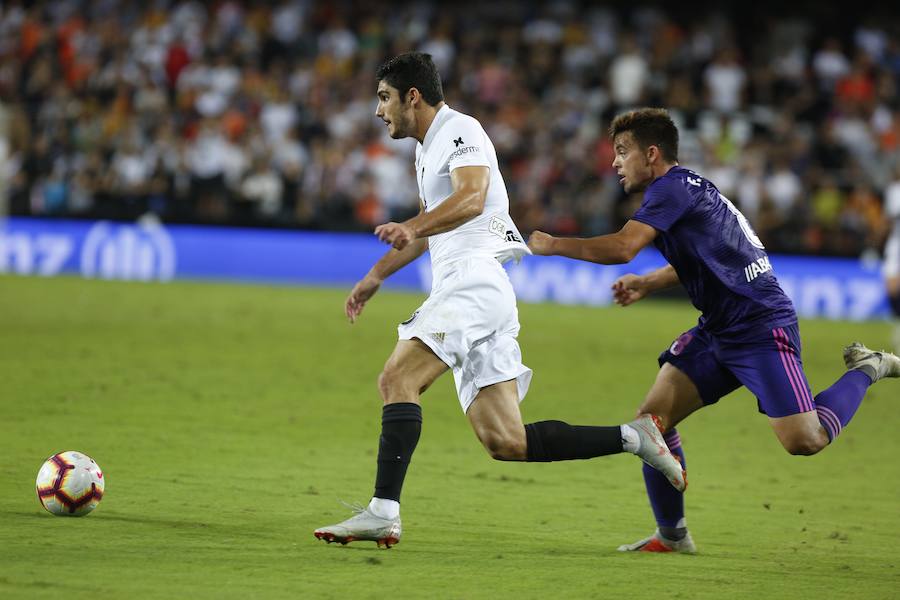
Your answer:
[2,0,900,256]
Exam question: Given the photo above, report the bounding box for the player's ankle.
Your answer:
[368,497,400,520]
[659,525,687,541]
[621,423,640,453]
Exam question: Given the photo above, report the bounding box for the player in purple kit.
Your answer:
[528,108,900,553]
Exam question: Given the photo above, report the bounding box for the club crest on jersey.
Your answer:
[488,216,507,239]
[488,216,522,243]
[744,256,773,282]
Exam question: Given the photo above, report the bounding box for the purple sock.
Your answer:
[642,429,685,528]
[814,370,871,442]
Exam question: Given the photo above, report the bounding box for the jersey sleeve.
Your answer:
[439,117,491,172]
[631,176,695,232]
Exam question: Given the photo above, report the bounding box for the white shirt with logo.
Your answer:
[414,105,530,270]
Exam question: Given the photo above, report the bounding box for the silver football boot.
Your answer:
[843,342,900,382]
[628,414,687,492]
[314,503,402,548]
[618,528,697,554]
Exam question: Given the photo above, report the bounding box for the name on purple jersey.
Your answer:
[744,256,773,283]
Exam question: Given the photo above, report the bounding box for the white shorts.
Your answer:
[398,256,532,413]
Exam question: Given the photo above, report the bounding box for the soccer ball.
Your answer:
[35,451,105,516]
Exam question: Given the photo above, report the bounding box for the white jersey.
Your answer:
[414,105,530,269]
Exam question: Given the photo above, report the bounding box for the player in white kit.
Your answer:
[314,53,684,548]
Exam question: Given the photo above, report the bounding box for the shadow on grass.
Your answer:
[2,508,256,534]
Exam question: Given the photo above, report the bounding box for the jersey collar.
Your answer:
[422,104,452,152]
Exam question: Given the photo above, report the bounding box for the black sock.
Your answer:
[373,403,422,501]
[524,420,623,462]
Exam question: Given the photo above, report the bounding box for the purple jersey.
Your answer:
[632,166,796,336]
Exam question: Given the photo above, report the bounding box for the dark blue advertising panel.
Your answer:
[0,217,889,321]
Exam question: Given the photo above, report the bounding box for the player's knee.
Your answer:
[377,367,414,403]
[480,429,526,461]
[377,370,391,400]
[781,433,827,456]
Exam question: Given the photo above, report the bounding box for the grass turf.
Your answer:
[0,275,898,599]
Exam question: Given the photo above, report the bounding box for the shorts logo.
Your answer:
[431,332,445,343]
[400,310,419,326]
[670,332,693,356]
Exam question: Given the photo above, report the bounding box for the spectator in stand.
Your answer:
[609,34,648,109]
[813,37,851,93]
[188,118,230,221]
[239,154,283,222]
[704,46,747,114]
[0,0,894,261]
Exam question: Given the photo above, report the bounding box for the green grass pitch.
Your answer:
[1,275,898,599]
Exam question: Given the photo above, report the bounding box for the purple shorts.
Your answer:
[658,323,815,418]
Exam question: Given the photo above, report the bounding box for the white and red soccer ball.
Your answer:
[35,451,105,516]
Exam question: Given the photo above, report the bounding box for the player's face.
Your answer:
[612,132,654,193]
[375,81,414,139]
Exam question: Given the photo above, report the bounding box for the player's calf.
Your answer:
[467,381,529,460]
[476,427,527,460]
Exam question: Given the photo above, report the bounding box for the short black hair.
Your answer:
[376,52,444,106]
[609,108,679,163]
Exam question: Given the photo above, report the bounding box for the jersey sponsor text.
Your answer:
[744,256,773,282]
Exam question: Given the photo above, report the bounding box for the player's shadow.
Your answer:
[7,510,60,519]
[91,512,219,527]
[7,509,251,534]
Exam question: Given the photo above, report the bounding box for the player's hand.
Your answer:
[612,273,650,306]
[375,222,415,250]
[528,231,555,255]
[345,275,382,324]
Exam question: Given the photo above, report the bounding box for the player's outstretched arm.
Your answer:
[528,220,657,265]
[375,166,489,250]
[612,265,680,306]
[345,237,429,323]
